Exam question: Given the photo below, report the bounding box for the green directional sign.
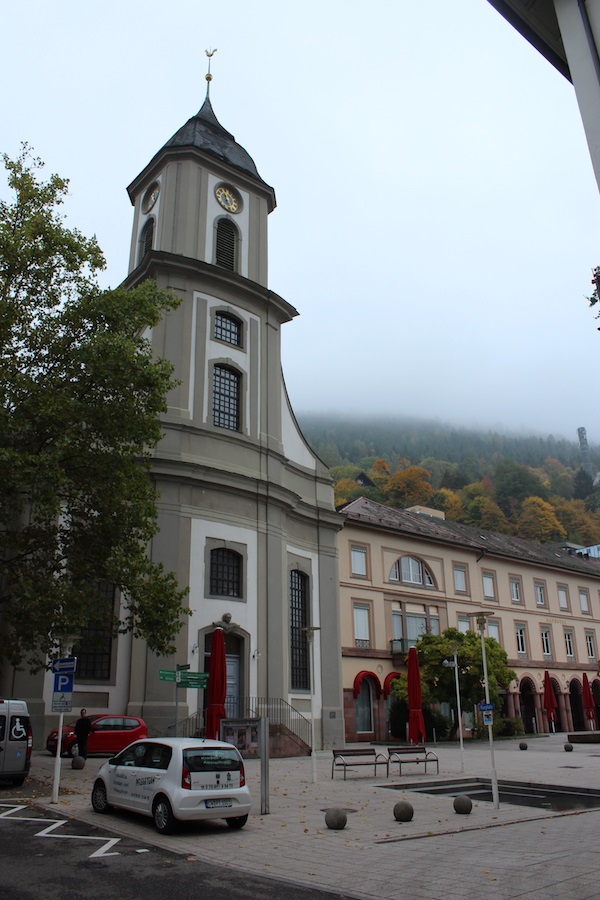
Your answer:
[180,672,209,688]
[159,669,208,688]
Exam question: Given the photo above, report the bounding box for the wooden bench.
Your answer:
[387,745,439,776]
[331,748,389,780]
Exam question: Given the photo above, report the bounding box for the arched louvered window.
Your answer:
[290,570,310,691]
[139,218,154,261]
[212,365,241,431]
[209,548,242,597]
[215,218,238,271]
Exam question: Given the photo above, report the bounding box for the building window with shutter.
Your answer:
[215,218,238,270]
[353,603,371,648]
[139,218,154,262]
[212,365,241,431]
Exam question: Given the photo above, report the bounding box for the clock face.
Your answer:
[215,184,242,213]
[142,182,160,213]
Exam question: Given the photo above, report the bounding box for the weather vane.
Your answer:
[205,48,217,95]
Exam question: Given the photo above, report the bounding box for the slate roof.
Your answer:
[162,95,272,190]
[341,496,600,579]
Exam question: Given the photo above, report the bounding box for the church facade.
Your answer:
[11,93,345,750]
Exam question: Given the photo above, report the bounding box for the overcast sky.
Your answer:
[3,0,599,445]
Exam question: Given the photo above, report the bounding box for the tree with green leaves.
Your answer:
[0,146,188,669]
[391,628,516,737]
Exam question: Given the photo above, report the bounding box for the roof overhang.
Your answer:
[486,0,571,80]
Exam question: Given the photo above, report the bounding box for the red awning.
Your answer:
[383,672,403,699]
[353,670,382,699]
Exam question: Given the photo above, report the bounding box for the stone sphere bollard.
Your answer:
[325,808,347,830]
[454,794,473,815]
[393,800,414,822]
[519,742,528,750]
[71,755,85,770]
[564,742,574,752]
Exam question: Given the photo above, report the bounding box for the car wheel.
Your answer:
[68,741,79,758]
[153,796,176,835]
[225,814,248,829]
[12,776,25,787]
[91,780,111,814]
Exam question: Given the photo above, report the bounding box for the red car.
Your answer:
[46,714,148,758]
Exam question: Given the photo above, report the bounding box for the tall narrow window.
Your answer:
[586,631,596,659]
[579,589,590,614]
[215,218,238,270]
[351,546,368,577]
[535,582,546,607]
[453,565,467,593]
[213,365,241,431]
[210,548,242,597]
[75,582,115,680]
[353,603,370,648]
[482,572,495,600]
[510,578,522,604]
[516,624,527,656]
[290,570,309,690]
[541,627,552,658]
[564,629,575,659]
[139,218,154,260]
[558,586,569,610]
[215,312,242,346]
[458,616,470,634]
[487,621,500,643]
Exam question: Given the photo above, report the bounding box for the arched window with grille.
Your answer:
[389,555,435,587]
[290,570,310,691]
[139,218,154,262]
[215,218,238,271]
[214,311,242,347]
[212,365,241,431]
[209,548,242,597]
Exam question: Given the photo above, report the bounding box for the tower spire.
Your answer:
[205,48,217,98]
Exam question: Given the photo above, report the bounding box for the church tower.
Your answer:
[122,81,344,749]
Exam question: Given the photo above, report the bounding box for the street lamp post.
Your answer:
[303,626,321,784]
[472,612,500,809]
[443,647,465,774]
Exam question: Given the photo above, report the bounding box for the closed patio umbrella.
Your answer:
[582,673,596,725]
[205,627,227,740]
[542,670,558,729]
[407,647,426,745]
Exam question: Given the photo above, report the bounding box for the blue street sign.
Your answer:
[53,672,74,694]
[479,702,494,712]
[52,657,77,674]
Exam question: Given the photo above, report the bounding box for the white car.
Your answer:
[91,737,252,834]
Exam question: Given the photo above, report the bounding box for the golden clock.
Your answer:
[142,182,160,213]
[215,184,242,213]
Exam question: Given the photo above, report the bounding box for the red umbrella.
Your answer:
[205,628,227,739]
[542,671,558,726]
[407,647,426,744]
[583,673,596,724]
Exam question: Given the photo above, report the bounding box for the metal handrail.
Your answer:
[169,696,312,748]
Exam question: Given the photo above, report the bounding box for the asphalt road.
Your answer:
[1,778,355,900]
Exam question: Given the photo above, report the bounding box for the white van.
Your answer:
[0,699,33,785]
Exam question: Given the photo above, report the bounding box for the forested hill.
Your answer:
[297,413,598,477]
[296,414,600,546]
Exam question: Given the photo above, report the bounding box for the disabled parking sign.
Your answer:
[52,672,74,712]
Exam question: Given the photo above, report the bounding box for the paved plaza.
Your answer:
[24,734,600,899]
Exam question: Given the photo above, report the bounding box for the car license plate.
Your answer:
[205,799,233,809]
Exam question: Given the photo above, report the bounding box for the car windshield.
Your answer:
[183,748,242,772]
